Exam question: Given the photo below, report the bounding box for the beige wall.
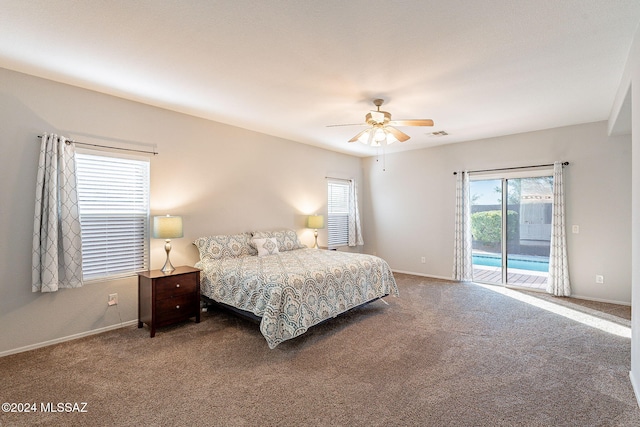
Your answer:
[0,67,362,355]
[1,65,635,358]
[631,42,640,409]
[363,121,632,304]
[610,20,640,405]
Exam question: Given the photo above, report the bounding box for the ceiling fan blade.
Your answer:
[348,128,370,143]
[388,119,434,127]
[327,123,367,127]
[386,126,411,142]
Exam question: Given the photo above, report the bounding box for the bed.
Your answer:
[194,230,398,349]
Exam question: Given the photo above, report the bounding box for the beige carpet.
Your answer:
[0,273,638,426]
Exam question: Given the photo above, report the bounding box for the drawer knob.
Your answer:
[176,305,180,309]
[176,284,180,288]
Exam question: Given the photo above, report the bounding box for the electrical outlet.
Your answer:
[595,275,604,284]
[421,256,426,264]
[572,225,579,234]
[108,293,118,306]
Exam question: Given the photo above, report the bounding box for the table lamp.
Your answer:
[153,215,183,273]
[307,214,325,249]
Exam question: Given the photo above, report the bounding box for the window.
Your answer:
[327,180,350,248]
[75,151,150,280]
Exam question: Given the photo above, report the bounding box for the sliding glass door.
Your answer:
[469,179,503,284]
[470,173,552,289]
[505,177,552,288]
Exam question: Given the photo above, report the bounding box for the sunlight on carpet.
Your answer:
[474,282,631,338]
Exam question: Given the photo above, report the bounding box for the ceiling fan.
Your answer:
[328,99,434,146]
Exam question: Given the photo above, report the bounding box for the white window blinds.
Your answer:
[75,152,150,280]
[327,180,350,248]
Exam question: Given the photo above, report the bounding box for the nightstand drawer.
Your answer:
[156,295,198,326]
[155,274,197,300]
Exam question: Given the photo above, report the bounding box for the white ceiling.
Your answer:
[1,1,639,157]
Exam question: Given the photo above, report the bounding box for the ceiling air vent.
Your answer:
[428,131,449,137]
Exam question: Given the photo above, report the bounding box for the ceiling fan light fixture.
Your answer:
[336,99,434,147]
[384,129,398,145]
[367,129,375,145]
[374,127,386,142]
[357,129,372,144]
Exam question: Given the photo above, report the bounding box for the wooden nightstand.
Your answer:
[137,266,201,337]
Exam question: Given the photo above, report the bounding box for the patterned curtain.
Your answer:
[347,179,364,246]
[32,133,83,292]
[453,171,473,281]
[547,161,571,296]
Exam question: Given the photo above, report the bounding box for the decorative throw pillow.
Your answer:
[251,229,306,252]
[253,237,279,257]
[193,232,257,260]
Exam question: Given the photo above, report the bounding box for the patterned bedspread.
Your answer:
[196,248,398,348]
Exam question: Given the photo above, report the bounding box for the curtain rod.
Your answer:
[452,162,568,175]
[325,176,352,182]
[38,135,158,156]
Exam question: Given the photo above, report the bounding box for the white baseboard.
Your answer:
[630,371,640,409]
[392,270,454,282]
[568,293,631,307]
[0,320,138,358]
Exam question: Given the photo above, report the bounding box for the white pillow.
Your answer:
[253,237,279,257]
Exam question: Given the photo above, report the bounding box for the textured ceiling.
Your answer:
[1,1,639,156]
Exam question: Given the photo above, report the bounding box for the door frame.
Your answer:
[470,167,554,286]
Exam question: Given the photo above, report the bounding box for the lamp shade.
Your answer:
[153,215,183,239]
[384,129,398,145]
[357,129,372,145]
[307,214,325,229]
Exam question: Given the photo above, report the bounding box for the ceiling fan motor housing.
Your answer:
[366,111,391,126]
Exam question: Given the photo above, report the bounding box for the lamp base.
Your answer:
[313,229,319,249]
[161,240,175,273]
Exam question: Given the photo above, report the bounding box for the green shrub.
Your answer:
[471,210,519,244]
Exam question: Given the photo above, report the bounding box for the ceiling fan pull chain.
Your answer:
[382,147,386,172]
